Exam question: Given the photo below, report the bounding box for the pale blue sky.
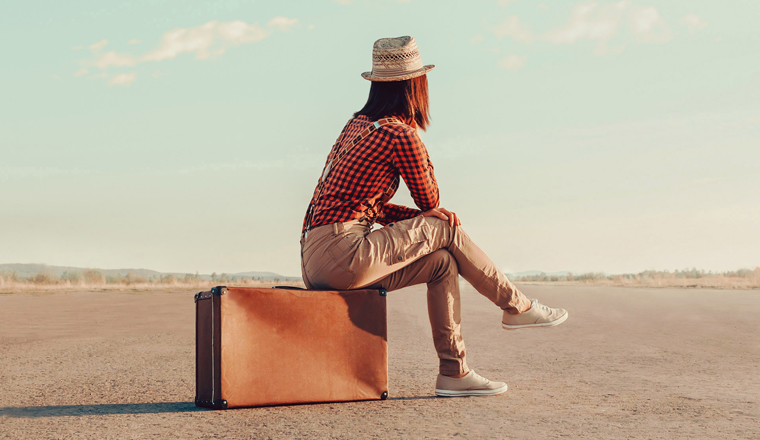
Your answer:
[1,0,758,276]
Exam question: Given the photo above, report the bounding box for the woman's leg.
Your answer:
[301,217,564,390]
[349,215,532,314]
[302,222,468,375]
[363,249,467,376]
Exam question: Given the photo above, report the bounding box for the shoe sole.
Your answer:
[435,384,509,397]
[501,311,569,330]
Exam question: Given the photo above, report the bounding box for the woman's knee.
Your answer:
[427,249,459,280]
[423,216,453,232]
[422,216,471,249]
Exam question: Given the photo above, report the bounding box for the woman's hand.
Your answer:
[422,207,461,227]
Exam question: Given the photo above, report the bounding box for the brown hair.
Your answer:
[354,75,431,131]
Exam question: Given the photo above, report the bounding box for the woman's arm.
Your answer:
[378,204,461,227]
[378,203,421,225]
[390,127,440,211]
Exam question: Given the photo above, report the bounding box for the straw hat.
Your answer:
[361,36,435,82]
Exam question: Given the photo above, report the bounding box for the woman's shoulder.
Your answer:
[348,114,420,142]
[383,120,420,141]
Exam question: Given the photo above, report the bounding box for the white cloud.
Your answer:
[108,73,136,86]
[307,24,316,30]
[80,17,297,86]
[538,3,549,10]
[630,6,657,33]
[266,16,298,31]
[494,16,533,43]
[74,68,89,77]
[86,19,293,70]
[681,13,708,33]
[93,51,137,69]
[72,45,84,51]
[90,39,108,51]
[139,18,292,62]
[128,39,142,45]
[333,0,351,4]
[629,5,670,43]
[142,20,270,62]
[495,1,672,55]
[543,2,627,45]
[499,54,526,70]
[497,0,516,6]
[470,33,484,44]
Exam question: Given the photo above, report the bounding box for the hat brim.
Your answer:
[361,65,435,82]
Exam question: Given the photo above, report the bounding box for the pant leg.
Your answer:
[301,216,530,375]
[364,249,467,376]
[349,215,532,314]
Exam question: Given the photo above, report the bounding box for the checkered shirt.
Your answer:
[302,115,439,233]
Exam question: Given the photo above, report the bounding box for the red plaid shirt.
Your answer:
[302,115,439,232]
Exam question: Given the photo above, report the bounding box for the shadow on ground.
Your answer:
[0,397,440,418]
[0,402,205,418]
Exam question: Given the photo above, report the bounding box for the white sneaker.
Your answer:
[502,299,568,330]
[435,370,508,397]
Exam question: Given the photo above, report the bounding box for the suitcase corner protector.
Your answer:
[211,286,228,296]
[381,391,388,400]
[194,290,214,302]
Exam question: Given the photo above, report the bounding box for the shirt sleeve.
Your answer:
[378,203,421,225]
[390,126,440,212]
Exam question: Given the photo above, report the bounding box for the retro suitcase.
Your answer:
[194,286,388,409]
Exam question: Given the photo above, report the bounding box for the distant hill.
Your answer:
[0,264,300,282]
[506,270,572,278]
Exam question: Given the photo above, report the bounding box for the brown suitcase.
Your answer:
[194,286,388,409]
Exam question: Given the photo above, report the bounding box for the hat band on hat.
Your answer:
[371,64,427,79]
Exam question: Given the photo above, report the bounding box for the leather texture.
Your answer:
[196,286,388,408]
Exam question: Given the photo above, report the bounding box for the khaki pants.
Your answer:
[300,215,531,376]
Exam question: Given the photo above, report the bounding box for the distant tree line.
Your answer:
[512,268,760,282]
[0,269,289,287]
[509,267,760,289]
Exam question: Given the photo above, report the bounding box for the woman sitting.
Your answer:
[300,36,568,397]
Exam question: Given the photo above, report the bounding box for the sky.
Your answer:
[1,0,759,277]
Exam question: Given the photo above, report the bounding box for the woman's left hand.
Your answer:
[422,207,461,227]
[439,207,461,227]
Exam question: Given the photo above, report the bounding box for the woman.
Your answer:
[300,36,568,397]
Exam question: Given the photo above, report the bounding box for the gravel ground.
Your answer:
[1,284,758,439]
